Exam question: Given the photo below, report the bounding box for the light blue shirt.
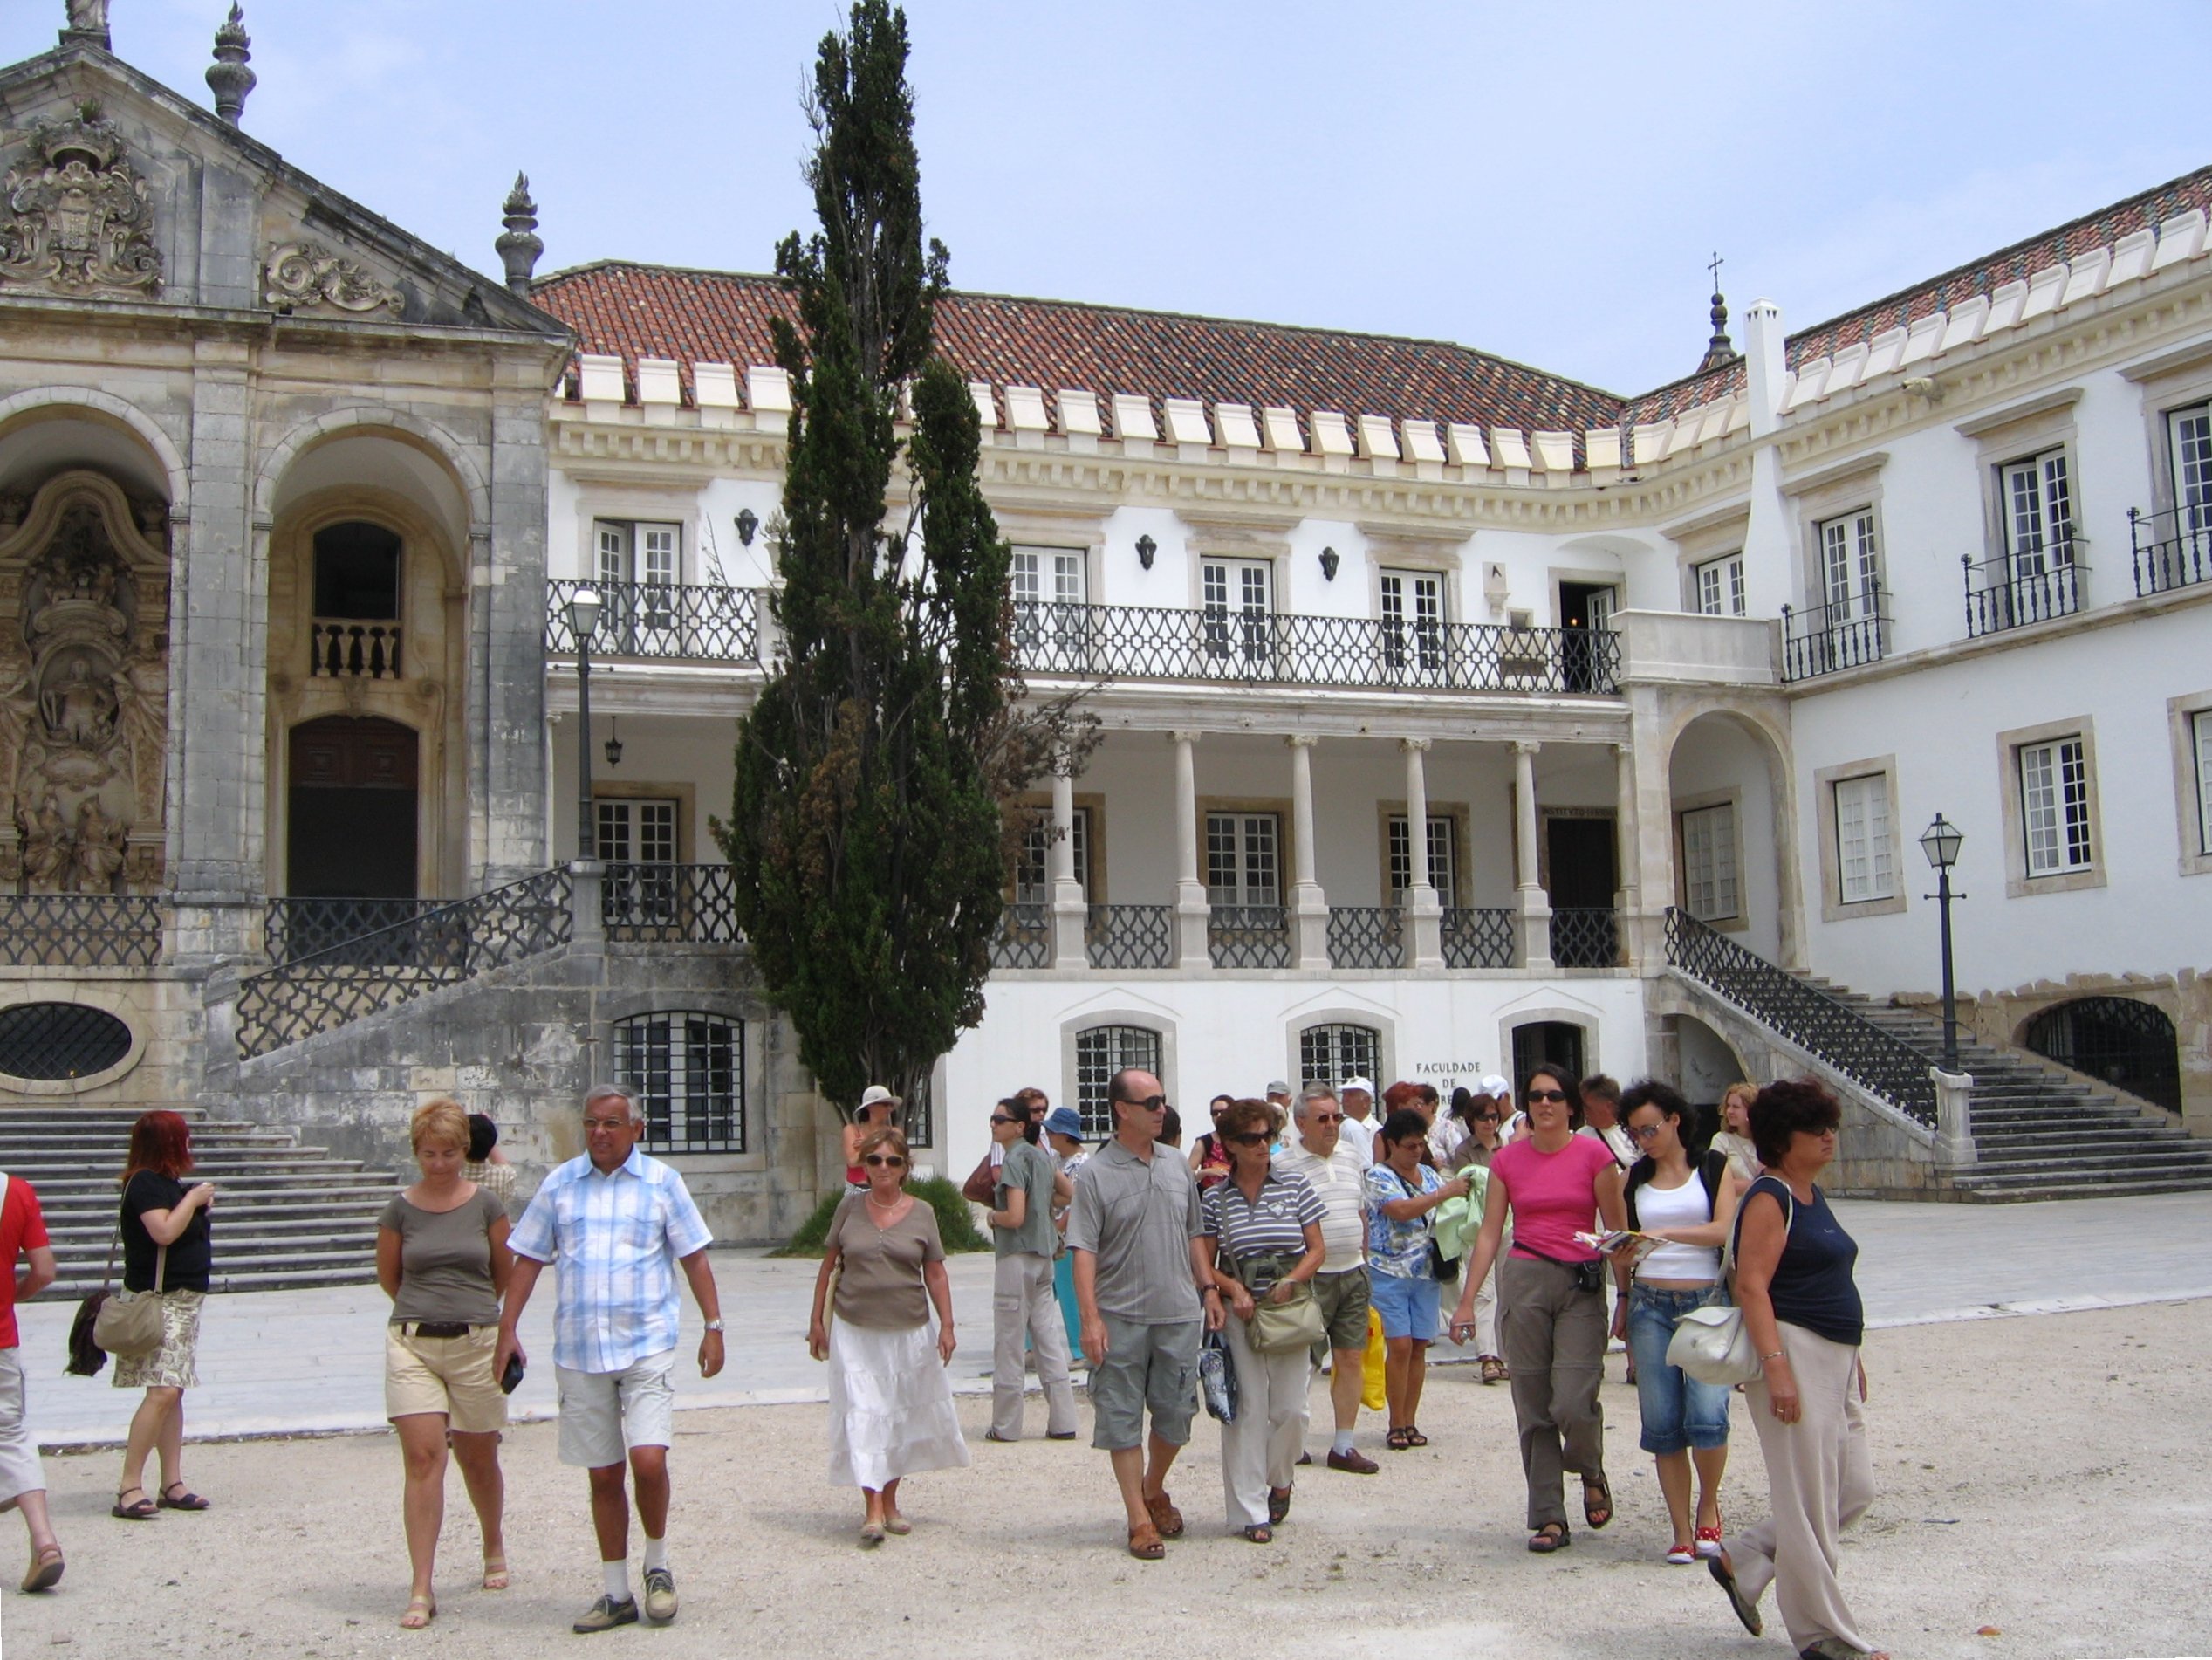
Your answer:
[508,1148,713,1374]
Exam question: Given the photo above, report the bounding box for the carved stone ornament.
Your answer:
[0,100,162,298]
[264,240,403,316]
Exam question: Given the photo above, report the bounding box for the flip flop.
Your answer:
[1710,1552,1763,1636]
[20,1546,63,1594]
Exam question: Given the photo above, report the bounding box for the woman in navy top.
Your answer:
[1708,1080,1888,1660]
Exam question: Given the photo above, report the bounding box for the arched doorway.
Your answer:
[287,716,418,898]
[1510,1020,1586,1097]
[2024,998,2181,1114]
[1665,706,1796,965]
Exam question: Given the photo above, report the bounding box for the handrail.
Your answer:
[602,863,742,943]
[2129,504,2212,597]
[1962,547,2080,637]
[0,893,165,969]
[1779,589,1889,682]
[545,579,762,662]
[1663,908,1937,1127]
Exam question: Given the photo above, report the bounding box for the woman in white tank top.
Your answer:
[1617,1080,1744,1567]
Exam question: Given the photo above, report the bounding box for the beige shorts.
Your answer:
[384,1324,507,1435]
[555,1349,675,1469]
[0,1349,45,1503]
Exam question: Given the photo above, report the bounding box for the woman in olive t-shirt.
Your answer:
[374,1099,515,1629]
[806,1123,969,1544]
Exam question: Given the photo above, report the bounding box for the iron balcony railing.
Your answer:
[264,896,449,964]
[1011,600,1620,695]
[2128,504,2212,597]
[1209,904,1291,969]
[1549,907,1620,968]
[1086,903,1174,969]
[236,868,572,1059]
[1442,906,1516,969]
[545,580,763,662]
[602,863,742,943]
[1962,547,2080,637]
[1326,906,1401,969]
[0,893,165,969]
[990,902,1051,968]
[1664,908,1937,1127]
[1780,590,1889,682]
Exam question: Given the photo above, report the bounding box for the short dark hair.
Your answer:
[1750,1079,1842,1167]
[1217,1098,1277,1142]
[466,1112,499,1163]
[1580,1074,1620,1105]
[1159,1105,1182,1145]
[1618,1079,1688,1132]
[1378,1107,1429,1150]
[998,1096,1041,1144]
[1522,1064,1575,1103]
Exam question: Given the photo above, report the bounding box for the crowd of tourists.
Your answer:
[0,1070,1887,1660]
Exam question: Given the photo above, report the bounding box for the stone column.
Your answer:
[1287,734,1328,968]
[1050,753,1088,970]
[482,368,554,885]
[1172,731,1210,970]
[1514,740,1553,970]
[1401,738,1443,970]
[1613,740,1642,969]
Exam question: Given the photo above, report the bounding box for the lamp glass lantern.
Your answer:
[1918,813,1962,871]
[604,717,624,770]
[566,586,603,641]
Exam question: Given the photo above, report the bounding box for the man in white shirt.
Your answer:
[1273,1087,1378,1473]
[1336,1077,1377,1165]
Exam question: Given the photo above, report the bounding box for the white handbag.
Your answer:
[1665,1183,1793,1388]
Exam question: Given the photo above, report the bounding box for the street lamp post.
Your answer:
[1918,813,1965,1071]
[569,587,603,861]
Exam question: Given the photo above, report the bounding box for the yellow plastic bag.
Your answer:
[1360,1305,1387,1411]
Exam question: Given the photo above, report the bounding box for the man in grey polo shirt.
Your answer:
[1067,1067,1224,1560]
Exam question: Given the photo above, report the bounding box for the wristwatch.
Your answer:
[702,1320,725,1333]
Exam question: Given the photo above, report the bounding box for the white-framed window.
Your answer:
[1695,553,1746,616]
[1817,510,1880,620]
[1073,1024,1161,1137]
[1679,801,1740,922]
[593,520,681,587]
[1299,1023,1379,1090]
[1010,546,1087,670]
[615,1011,744,1155]
[1206,811,1279,907]
[1380,569,1446,674]
[2170,404,2212,529]
[1011,546,1085,607]
[2019,736,2093,876]
[596,797,677,864]
[1201,557,1272,662]
[1015,807,1090,904]
[1386,813,1456,902]
[2195,710,2212,857]
[1999,449,2074,576]
[1832,773,1895,904]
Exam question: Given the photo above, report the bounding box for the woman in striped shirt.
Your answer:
[1197,1100,1324,1543]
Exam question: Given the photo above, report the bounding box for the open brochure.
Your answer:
[1574,1229,1666,1268]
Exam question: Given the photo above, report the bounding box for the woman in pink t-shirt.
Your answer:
[1449,1064,1627,1554]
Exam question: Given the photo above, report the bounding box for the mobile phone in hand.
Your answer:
[500,1351,525,1395]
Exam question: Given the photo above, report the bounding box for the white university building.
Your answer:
[0,11,2207,1273]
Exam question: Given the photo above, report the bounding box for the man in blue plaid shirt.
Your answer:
[497,1085,724,1633]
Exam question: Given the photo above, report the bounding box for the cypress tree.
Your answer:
[716,1,1088,1117]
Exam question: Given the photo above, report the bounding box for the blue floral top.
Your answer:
[1362,1162,1443,1279]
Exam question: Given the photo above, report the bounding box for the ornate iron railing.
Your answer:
[1780,591,1888,682]
[236,868,572,1059]
[2129,504,2212,597]
[544,580,762,662]
[1442,906,1515,969]
[1010,601,1620,695]
[1549,907,1620,968]
[1664,908,1937,1127]
[1086,903,1174,969]
[0,893,165,969]
[603,863,742,943]
[1962,548,2079,637]
[990,902,1051,968]
[1326,906,1401,969]
[1209,904,1291,969]
[264,896,449,963]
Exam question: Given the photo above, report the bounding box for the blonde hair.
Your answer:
[1721,1081,1758,1128]
[411,1097,470,1155]
[855,1124,911,1182]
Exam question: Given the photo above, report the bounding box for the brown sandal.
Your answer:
[1480,1355,1507,1385]
[1126,1521,1165,1561]
[1143,1488,1183,1539]
[20,1544,63,1594]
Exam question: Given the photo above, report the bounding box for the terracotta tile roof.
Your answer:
[1625,162,2212,426]
[531,262,1627,442]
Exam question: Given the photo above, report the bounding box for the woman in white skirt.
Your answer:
[807,1124,969,1545]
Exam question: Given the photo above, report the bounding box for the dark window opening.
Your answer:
[313,521,402,620]
[0,1002,133,1081]
[2024,997,2182,1115]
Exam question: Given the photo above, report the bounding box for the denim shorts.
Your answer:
[1367,1270,1440,1342]
[1626,1283,1734,1454]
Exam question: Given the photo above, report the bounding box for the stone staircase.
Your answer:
[1794,979,2212,1202]
[0,1106,396,1299]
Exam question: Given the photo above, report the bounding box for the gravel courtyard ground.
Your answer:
[4,1298,2206,1660]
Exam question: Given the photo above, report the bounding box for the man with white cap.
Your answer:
[1337,1079,1378,1166]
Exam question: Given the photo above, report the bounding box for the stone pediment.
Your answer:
[0,45,563,340]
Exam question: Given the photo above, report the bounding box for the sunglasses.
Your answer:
[1223,1130,1270,1146]
[1525,1089,1570,1104]
[1309,1112,1344,1124]
[1626,1122,1666,1142]
[1118,1095,1169,1112]
[1475,1114,1501,1124]
[989,1115,1018,1126]
[862,1154,907,1169]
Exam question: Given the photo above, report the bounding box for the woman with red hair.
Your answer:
[109,1111,216,1520]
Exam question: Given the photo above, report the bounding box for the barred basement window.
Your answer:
[0,1002,133,1081]
[615,1012,744,1154]
[1073,1024,1161,1137]
[1299,1023,1379,1092]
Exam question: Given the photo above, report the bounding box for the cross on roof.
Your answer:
[1708,250,1724,294]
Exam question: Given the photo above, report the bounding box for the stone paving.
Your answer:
[16,1190,2209,1448]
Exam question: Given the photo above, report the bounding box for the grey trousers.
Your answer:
[991,1252,1077,1440]
[1498,1253,1608,1529]
[1217,1308,1311,1528]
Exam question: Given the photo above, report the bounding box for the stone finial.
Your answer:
[62,0,112,50]
[206,5,257,127]
[497,172,544,295]
[1696,250,1741,375]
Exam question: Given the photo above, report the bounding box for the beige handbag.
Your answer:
[91,1224,168,1359]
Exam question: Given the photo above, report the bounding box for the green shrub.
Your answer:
[771,1175,989,1259]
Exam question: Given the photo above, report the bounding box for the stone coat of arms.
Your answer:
[0,101,161,298]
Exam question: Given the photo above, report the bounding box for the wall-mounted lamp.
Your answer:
[1135,533,1156,571]
[1319,545,1339,581]
[735,507,759,546]
[604,717,624,770]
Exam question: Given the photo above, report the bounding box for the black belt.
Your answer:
[398,1320,479,1340]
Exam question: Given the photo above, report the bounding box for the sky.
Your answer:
[6,1,2210,396]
